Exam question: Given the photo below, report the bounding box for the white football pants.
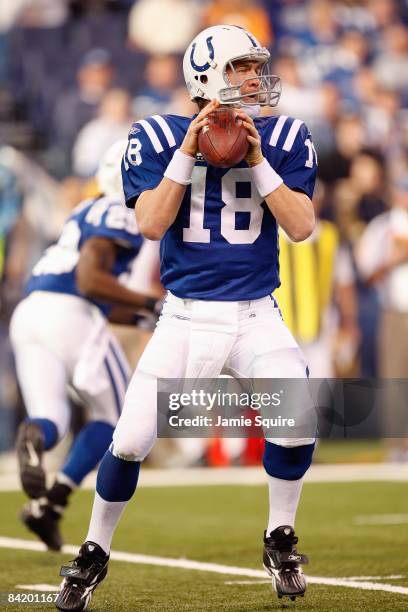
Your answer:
[113,292,315,461]
[10,291,130,439]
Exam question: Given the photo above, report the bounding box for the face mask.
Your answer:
[238,102,261,119]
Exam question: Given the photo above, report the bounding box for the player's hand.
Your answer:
[133,312,159,332]
[180,99,220,158]
[235,110,264,167]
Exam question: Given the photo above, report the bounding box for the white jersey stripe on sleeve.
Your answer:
[152,115,176,148]
[282,118,303,152]
[269,115,288,147]
[137,119,164,153]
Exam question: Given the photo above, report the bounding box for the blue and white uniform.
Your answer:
[78,25,318,575]
[26,196,143,316]
[10,195,143,437]
[122,114,317,300]
[111,113,318,463]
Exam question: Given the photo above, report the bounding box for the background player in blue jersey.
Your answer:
[10,141,161,552]
[56,26,317,610]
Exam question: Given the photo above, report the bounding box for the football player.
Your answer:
[56,25,317,610]
[11,140,161,552]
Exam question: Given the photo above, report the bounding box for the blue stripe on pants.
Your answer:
[104,357,122,417]
[108,341,129,387]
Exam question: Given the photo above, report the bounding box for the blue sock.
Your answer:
[62,421,114,486]
[96,449,140,502]
[263,441,315,480]
[29,417,58,450]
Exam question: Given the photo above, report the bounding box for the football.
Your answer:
[198,107,249,168]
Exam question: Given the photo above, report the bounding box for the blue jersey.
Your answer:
[26,196,143,315]
[122,113,317,301]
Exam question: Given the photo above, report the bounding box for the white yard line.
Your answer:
[1,463,408,491]
[224,576,405,586]
[1,536,407,597]
[224,580,270,585]
[354,514,408,525]
[341,575,404,581]
[16,584,58,592]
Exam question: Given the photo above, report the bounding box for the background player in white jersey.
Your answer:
[10,141,161,551]
[56,26,317,610]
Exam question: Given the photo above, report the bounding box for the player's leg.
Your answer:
[47,334,130,545]
[10,297,74,494]
[257,344,313,599]
[43,415,117,552]
[11,301,70,476]
[56,298,190,611]
[84,313,189,552]
[68,293,238,560]
[11,294,118,551]
[254,348,314,539]
[229,298,314,600]
[11,337,71,550]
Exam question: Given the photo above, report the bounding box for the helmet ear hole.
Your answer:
[199,75,208,84]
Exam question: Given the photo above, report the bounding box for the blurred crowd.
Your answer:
[0,0,407,460]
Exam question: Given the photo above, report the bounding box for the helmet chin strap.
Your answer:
[238,102,261,119]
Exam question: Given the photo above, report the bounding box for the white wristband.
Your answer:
[250,158,283,198]
[163,149,196,185]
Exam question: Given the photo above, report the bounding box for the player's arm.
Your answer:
[76,236,159,313]
[136,182,186,241]
[237,112,315,242]
[136,100,219,240]
[262,185,314,243]
[106,306,152,326]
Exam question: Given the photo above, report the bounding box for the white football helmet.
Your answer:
[183,25,281,107]
[96,139,128,198]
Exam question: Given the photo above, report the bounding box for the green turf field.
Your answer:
[0,482,407,611]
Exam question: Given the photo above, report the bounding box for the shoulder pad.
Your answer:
[265,115,306,153]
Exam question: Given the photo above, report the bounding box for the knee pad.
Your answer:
[263,440,315,480]
[112,420,156,462]
[111,370,157,461]
[111,432,156,461]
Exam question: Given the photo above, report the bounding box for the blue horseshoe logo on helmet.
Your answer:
[190,36,215,72]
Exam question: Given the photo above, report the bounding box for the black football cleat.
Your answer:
[56,541,109,611]
[20,499,63,551]
[16,422,46,499]
[263,525,308,601]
